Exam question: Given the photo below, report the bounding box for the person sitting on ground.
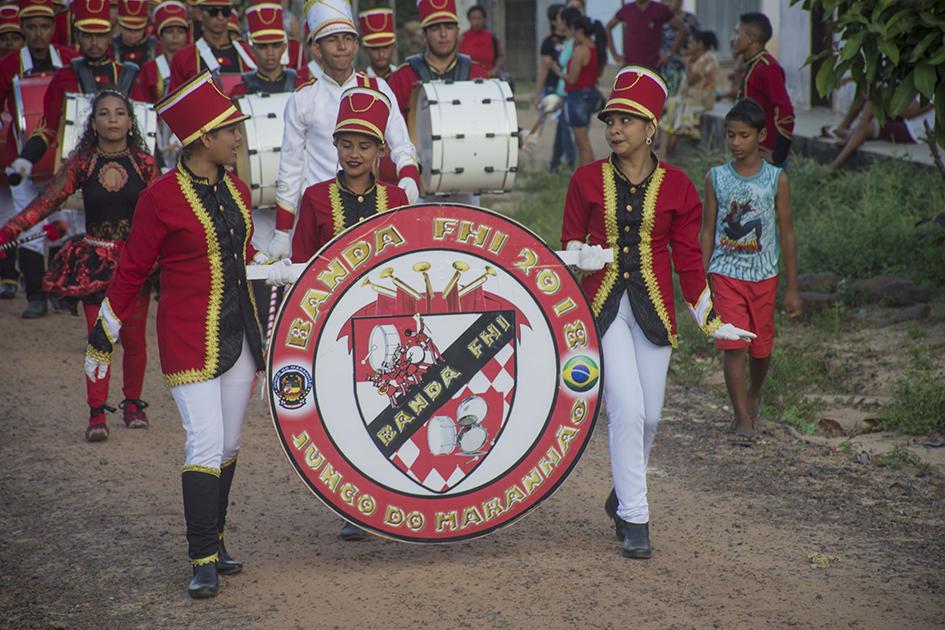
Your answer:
[658,29,719,160]
[700,99,801,446]
[827,99,935,173]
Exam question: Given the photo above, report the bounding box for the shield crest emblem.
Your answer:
[350,312,517,492]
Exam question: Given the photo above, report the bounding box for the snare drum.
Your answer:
[11,75,55,180]
[408,79,518,195]
[235,92,290,208]
[427,415,457,456]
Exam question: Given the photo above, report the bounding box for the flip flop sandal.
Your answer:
[728,432,756,447]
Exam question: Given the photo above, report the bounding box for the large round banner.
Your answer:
[269,204,602,542]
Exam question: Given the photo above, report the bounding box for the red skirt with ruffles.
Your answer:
[43,235,123,304]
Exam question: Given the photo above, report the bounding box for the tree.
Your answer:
[796,0,945,171]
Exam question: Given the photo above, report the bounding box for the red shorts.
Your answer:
[710,273,779,358]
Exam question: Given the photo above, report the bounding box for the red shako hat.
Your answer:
[245,3,285,44]
[358,7,394,47]
[18,0,53,20]
[417,0,456,29]
[72,0,112,33]
[598,65,668,122]
[156,71,249,146]
[334,86,390,145]
[154,0,188,33]
[0,5,22,33]
[117,0,149,29]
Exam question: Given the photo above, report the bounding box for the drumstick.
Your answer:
[458,266,497,298]
[440,261,470,298]
[0,230,47,251]
[260,286,280,401]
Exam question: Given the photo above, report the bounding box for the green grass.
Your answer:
[880,347,945,435]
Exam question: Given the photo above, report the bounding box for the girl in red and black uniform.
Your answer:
[561,66,754,559]
[0,89,157,442]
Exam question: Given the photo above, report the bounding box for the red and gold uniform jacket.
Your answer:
[104,164,265,386]
[139,53,172,103]
[561,156,721,347]
[386,53,489,119]
[290,174,409,263]
[738,50,794,165]
[168,38,256,92]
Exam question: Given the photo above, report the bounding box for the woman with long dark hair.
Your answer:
[555,13,607,166]
[0,90,157,442]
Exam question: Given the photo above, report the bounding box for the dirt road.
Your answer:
[1,295,943,629]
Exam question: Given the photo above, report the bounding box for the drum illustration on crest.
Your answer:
[268,204,602,542]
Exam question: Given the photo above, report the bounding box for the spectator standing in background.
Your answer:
[731,12,794,166]
[459,5,504,78]
[555,14,606,167]
[658,0,697,96]
[607,0,685,71]
[536,4,575,172]
[658,30,719,159]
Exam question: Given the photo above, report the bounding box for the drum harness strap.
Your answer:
[197,38,257,85]
[111,35,158,64]
[240,68,297,94]
[20,46,63,75]
[406,53,472,83]
[71,58,141,96]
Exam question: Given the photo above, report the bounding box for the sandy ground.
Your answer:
[2,293,944,629]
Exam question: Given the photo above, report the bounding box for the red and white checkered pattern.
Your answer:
[391,341,515,492]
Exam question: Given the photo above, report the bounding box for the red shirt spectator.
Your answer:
[607,0,682,69]
[458,5,503,77]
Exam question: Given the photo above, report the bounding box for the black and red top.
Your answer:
[1,147,156,242]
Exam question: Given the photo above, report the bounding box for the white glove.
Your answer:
[398,176,420,204]
[266,258,295,286]
[268,229,291,260]
[10,158,32,178]
[84,354,109,382]
[577,243,611,272]
[711,322,757,342]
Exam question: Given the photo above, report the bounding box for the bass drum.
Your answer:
[408,79,518,195]
[235,92,289,208]
[11,75,55,180]
[367,324,401,372]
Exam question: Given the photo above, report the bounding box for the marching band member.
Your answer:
[268,0,419,261]
[291,86,408,262]
[50,0,68,46]
[111,0,156,65]
[84,72,284,598]
[12,0,147,174]
[286,85,408,539]
[168,0,257,91]
[386,0,489,120]
[561,66,754,559]
[0,90,157,440]
[226,10,241,41]
[0,5,24,56]
[139,1,190,103]
[228,2,299,97]
[358,7,396,80]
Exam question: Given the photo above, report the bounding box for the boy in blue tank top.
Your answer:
[700,99,801,445]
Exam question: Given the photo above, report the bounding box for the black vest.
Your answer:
[71,57,140,96]
[239,69,297,95]
[406,53,472,82]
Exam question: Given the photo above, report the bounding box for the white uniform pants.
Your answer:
[251,206,276,255]
[171,336,257,470]
[602,292,672,524]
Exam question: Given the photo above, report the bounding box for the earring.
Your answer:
[646,136,653,145]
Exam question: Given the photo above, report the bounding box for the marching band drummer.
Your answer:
[281,85,409,540]
[228,2,299,97]
[0,90,157,441]
[0,5,24,56]
[168,0,257,91]
[561,66,755,559]
[358,7,396,80]
[84,72,288,598]
[10,0,147,175]
[385,0,489,120]
[139,1,190,103]
[111,0,157,65]
[0,0,79,306]
[267,0,420,262]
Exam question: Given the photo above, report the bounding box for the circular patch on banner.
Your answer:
[269,204,602,542]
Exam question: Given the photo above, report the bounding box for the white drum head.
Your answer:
[405,345,425,364]
[427,416,457,455]
[368,324,400,371]
[459,425,488,453]
[456,395,488,426]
